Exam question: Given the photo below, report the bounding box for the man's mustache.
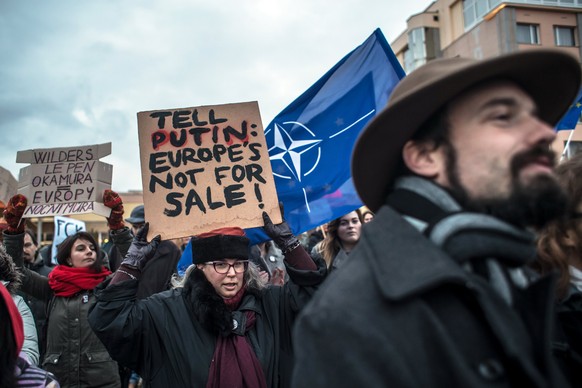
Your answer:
[511,146,556,176]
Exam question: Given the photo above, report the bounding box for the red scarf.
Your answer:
[48,265,111,297]
[206,287,267,388]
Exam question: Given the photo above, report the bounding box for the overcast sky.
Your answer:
[0,0,433,192]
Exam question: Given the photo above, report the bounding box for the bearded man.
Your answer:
[292,50,581,387]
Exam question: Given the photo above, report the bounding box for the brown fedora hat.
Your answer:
[352,49,582,212]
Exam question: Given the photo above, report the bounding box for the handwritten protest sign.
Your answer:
[137,101,281,240]
[17,143,113,218]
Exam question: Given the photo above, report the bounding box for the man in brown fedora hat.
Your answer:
[292,49,581,387]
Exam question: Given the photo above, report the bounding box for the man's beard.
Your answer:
[443,143,568,229]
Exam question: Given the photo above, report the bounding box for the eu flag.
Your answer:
[557,89,582,130]
[244,28,405,244]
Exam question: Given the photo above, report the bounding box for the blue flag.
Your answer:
[245,28,405,244]
[177,239,192,276]
[557,89,582,130]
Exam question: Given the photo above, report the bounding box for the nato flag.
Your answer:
[244,28,405,244]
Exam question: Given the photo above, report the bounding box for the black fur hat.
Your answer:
[191,227,250,264]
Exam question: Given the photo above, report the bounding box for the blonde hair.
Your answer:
[318,210,363,268]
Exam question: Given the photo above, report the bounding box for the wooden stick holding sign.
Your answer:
[137,101,281,240]
[16,143,113,218]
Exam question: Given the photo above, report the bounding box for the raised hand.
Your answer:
[3,194,27,234]
[121,223,161,270]
[103,189,125,231]
[262,211,299,254]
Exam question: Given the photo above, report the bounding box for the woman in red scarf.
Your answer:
[3,194,125,387]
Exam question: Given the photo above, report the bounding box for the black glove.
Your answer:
[121,223,161,270]
[262,211,299,254]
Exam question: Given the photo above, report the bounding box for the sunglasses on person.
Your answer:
[206,260,249,274]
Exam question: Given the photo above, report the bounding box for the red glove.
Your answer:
[103,189,125,230]
[3,194,27,234]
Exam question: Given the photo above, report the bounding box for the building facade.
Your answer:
[0,164,143,247]
[391,0,582,157]
[0,166,18,205]
[26,190,144,247]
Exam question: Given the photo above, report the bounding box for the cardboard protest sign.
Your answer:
[17,143,113,218]
[50,216,86,265]
[137,101,281,240]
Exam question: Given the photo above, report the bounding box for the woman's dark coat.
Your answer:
[88,255,326,388]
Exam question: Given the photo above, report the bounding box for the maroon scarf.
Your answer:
[206,287,267,388]
[48,265,111,297]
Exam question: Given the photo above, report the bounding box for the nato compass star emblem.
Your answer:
[269,121,322,182]
[265,110,374,212]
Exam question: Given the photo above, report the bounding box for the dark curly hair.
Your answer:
[535,152,582,299]
[0,243,21,294]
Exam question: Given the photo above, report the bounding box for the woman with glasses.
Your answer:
[88,212,326,388]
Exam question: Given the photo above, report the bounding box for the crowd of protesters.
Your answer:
[2,49,582,387]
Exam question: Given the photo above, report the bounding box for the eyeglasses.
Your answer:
[206,260,249,274]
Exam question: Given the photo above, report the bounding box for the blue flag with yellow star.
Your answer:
[244,28,405,244]
[557,89,582,130]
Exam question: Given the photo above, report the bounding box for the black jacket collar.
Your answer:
[359,204,469,301]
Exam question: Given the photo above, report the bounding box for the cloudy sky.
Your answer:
[0,0,432,192]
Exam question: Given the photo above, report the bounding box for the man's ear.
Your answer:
[401,140,444,179]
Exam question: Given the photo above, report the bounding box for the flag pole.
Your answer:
[318,225,327,239]
[560,126,577,162]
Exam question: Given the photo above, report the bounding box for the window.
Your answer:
[563,140,582,160]
[555,26,576,46]
[475,0,489,18]
[403,48,413,73]
[463,0,582,31]
[516,23,540,44]
[405,28,427,72]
